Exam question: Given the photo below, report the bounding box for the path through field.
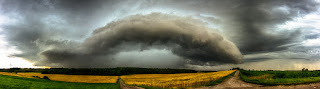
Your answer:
[194,71,261,89]
[195,71,320,89]
[120,79,144,89]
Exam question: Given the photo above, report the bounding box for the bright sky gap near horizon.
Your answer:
[0,0,320,70]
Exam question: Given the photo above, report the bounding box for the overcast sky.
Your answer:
[0,0,320,70]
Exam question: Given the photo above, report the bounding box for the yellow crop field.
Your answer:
[17,72,119,83]
[0,72,118,83]
[120,70,236,88]
[0,72,33,78]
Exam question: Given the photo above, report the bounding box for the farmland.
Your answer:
[0,68,236,89]
[1,68,197,76]
[0,72,118,83]
[19,72,119,83]
[240,70,320,85]
[0,74,120,89]
[41,67,197,76]
[5,69,320,89]
[120,70,236,88]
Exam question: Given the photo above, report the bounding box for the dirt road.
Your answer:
[195,71,320,89]
[194,71,261,89]
[120,79,144,89]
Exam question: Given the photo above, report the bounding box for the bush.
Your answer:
[32,76,40,78]
[42,76,50,80]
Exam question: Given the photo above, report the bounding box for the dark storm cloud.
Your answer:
[1,0,319,68]
[243,45,320,63]
[39,13,243,67]
[243,58,273,62]
[135,0,319,54]
[0,0,121,62]
[218,0,319,54]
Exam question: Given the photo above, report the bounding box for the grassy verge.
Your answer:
[137,85,167,89]
[135,70,237,89]
[0,75,120,89]
[240,70,320,86]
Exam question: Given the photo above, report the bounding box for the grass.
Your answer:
[137,85,167,89]
[0,74,120,89]
[240,70,320,85]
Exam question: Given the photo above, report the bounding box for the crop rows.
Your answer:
[120,70,236,88]
[240,70,320,85]
[0,72,118,83]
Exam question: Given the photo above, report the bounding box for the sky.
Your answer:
[0,0,320,70]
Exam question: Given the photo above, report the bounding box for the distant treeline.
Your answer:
[41,67,197,76]
[241,70,320,78]
[0,68,47,72]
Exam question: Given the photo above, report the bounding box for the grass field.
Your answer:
[120,70,236,88]
[240,70,320,85]
[0,74,120,89]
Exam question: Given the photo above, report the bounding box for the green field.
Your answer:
[240,70,320,85]
[0,75,120,89]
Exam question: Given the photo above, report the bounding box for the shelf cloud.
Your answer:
[39,13,242,67]
[0,0,319,69]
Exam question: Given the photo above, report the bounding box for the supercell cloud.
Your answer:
[40,13,242,67]
[0,0,320,69]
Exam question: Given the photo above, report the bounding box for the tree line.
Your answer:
[41,67,197,76]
